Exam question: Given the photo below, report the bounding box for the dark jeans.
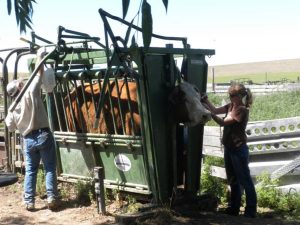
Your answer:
[224,144,257,215]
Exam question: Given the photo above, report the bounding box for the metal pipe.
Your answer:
[2,47,29,171]
[99,8,188,48]
[94,167,106,214]
[8,49,56,112]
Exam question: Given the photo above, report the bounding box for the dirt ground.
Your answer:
[1,179,300,225]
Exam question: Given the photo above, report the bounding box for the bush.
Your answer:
[200,156,227,204]
[256,172,300,216]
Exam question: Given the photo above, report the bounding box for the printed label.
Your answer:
[114,154,131,172]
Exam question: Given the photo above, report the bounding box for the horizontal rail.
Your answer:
[203,116,300,185]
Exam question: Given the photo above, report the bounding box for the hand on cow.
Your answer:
[201,93,208,103]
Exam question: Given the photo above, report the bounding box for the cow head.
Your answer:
[168,82,211,126]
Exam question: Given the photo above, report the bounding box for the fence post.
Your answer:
[94,167,106,214]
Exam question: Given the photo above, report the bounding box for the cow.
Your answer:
[168,82,211,126]
[64,79,141,135]
[64,80,210,136]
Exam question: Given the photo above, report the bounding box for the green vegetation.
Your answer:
[200,156,227,204]
[202,90,300,219]
[201,158,300,220]
[256,173,300,219]
[206,90,300,126]
[207,72,300,84]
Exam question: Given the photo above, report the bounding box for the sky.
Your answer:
[1,0,300,72]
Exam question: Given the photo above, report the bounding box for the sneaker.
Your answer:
[47,197,58,210]
[25,203,35,211]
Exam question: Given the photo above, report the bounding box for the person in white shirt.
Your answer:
[5,52,58,211]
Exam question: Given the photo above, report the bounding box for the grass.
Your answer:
[205,90,300,126]
[207,72,300,84]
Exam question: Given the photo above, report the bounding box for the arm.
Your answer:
[201,95,228,114]
[28,52,46,94]
[211,112,237,127]
[5,112,17,132]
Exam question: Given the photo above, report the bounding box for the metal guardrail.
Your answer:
[206,83,300,95]
[203,117,300,190]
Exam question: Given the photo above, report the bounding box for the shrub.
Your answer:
[200,156,227,204]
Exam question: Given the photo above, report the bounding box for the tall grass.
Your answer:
[206,90,300,124]
[250,91,300,121]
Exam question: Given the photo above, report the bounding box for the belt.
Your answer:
[24,127,50,138]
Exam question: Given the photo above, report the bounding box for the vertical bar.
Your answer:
[124,77,136,136]
[64,80,78,132]
[52,86,63,131]
[114,77,126,134]
[73,79,86,132]
[58,81,70,132]
[94,167,106,214]
[106,80,118,134]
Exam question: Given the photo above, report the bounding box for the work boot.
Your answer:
[25,202,35,211]
[47,197,58,210]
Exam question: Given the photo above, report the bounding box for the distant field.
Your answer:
[207,58,300,84]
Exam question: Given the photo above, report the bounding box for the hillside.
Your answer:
[208,58,300,77]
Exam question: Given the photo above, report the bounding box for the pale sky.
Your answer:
[1,0,300,71]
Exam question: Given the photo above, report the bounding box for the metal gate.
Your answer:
[3,9,215,204]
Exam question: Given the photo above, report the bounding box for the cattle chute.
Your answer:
[2,9,215,205]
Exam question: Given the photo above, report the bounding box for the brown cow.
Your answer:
[64,80,210,136]
[64,79,141,135]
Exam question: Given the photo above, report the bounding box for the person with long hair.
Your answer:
[202,83,257,218]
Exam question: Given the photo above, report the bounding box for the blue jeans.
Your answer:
[23,129,57,204]
[224,144,257,215]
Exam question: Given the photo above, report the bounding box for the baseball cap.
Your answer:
[6,79,23,97]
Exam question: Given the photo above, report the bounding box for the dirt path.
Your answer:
[1,181,300,225]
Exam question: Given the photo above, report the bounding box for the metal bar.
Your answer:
[98,8,188,48]
[94,68,111,127]
[106,80,118,134]
[124,77,136,135]
[59,26,105,48]
[57,81,70,132]
[53,131,142,141]
[32,32,53,44]
[80,79,91,131]
[119,46,215,56]
[9,49,56,112]
[65,80,78,132]
[61,35,100,41]
[13,51,32,79]
[271,154,300,180]
[114,78,126,134]
[52,86,63,131]
[94,167,106,214]
[72,79,86,132]
[2,48,29,171]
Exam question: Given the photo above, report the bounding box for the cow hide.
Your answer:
[64,80,140,135]
[168,82,211,126]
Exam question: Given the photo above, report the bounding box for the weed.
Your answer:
[256,172,300,216]
[74,179,94,206]
[36,168,46,197]
[200,156,227,204]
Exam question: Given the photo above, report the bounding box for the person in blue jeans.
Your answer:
[202,83,257,218]
[5,51,58,211]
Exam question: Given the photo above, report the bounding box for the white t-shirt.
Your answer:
[5,74,49,136]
